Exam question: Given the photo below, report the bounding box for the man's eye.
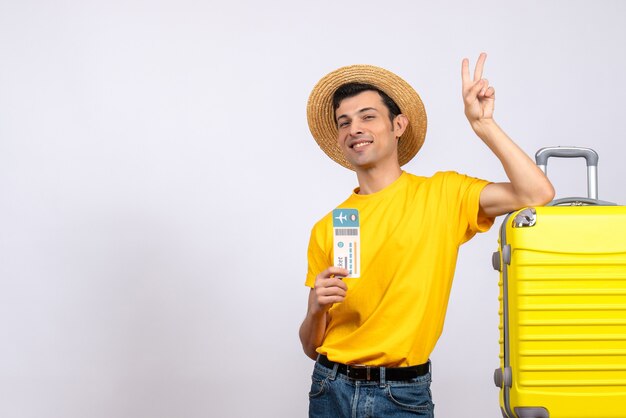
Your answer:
[338,121,350,128]
[363,115,375,120]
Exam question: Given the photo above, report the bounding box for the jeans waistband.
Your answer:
[317,354,430,382]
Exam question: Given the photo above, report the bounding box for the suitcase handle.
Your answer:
[535,146,599,200]
[535,146,599,167]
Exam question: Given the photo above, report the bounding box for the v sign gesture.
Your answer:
[457,52,555,217]
[462,53,495,125]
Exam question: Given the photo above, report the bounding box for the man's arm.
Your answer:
[299,267,348,360]
[462,53,555,217]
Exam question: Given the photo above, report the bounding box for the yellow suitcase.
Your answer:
[493,147,626,418]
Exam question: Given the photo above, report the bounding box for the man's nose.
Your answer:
[349,120,363,136]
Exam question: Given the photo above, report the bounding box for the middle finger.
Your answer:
[474,52,487,82]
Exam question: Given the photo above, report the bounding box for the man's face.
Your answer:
[335,90,405,171]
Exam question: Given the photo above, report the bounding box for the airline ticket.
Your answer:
[332,209,360,278]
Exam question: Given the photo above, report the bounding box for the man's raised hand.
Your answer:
[462,52,496,125]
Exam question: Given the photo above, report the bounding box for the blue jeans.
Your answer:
[308,359,435,417]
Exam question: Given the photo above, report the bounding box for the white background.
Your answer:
[2,1,626,417]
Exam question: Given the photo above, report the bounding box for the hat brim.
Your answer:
[307,64,427,170]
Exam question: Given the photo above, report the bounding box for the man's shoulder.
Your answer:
[403,170,465,185]
[402,170,490,198]
[310,196,351,230]
[311,210,333,229]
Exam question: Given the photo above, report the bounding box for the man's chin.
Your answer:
[343,154,372,169]
[345,158,374,170]
[346,155,401,173]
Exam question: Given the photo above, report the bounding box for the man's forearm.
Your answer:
[472,119,554,205]
[299,310,327,360]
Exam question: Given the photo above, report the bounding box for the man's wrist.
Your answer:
[470,118,499,138]
[309,304,328,319]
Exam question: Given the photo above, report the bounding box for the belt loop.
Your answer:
[328,361,339,381]
[427,359,432,381]
[379,366,386,387]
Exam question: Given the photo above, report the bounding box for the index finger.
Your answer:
[461,58,470,86]
[324,266,350,278]
[473,52,487,82]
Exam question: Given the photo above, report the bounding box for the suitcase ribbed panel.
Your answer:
[514,250,626,392]
[500,206,626,418]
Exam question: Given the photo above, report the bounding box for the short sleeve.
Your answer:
[439,172,495,244]
[460,177,495,243]
[305,218,332,288]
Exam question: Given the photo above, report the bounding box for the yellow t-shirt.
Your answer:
[305,171,494,367]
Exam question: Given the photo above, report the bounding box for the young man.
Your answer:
[299,54,555,417]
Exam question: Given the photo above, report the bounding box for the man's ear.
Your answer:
[393,114,409,137]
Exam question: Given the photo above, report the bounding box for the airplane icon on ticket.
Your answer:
[334,211,347,225]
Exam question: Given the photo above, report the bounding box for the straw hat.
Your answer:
[307,64,427,170]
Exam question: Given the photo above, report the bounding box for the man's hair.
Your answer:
[332,82,402,124]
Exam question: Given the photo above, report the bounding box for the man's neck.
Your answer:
[355,165,403,195]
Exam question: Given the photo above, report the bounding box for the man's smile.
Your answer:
[349,139,374,149]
